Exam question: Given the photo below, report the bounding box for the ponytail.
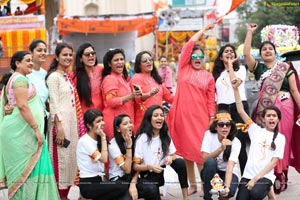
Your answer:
[271,125,278,150]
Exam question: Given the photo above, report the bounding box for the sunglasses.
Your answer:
[191,54,205,60]
[141,57,154,63]
[217,122,231,128]
[83,51,96,57]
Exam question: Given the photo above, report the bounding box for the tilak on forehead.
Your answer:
[214,113,232,121]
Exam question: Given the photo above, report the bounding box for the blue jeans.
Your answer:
[200,158,239,200]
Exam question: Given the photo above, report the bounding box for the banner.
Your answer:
[0,28,47,57]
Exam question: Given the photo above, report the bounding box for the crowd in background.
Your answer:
[0,22,300,200]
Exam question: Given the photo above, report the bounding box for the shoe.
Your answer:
[281,170,288,191]
[274,173,283,194]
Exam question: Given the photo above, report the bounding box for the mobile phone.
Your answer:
[160,164,166,168]
[133,84,141,91]
[53,136,71,148]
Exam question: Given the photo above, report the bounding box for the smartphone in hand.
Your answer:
[133,84,141,91]
[53,136,71,148]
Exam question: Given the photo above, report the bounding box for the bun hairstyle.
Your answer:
[262,105,281,150]
[2,51,31,85]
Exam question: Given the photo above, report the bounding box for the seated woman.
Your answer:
[133,105,188,200]
[232,62,286,200]
[201,110,241,200]
[76,109,129,200]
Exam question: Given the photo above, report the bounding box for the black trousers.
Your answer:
[137,158,188,200]
[79,176,129,200]
[236,177,272,200]
[218,101,250,175]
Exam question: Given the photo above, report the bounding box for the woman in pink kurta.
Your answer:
[158,55,173,93]
[72,43,104,113]
[101,48,141,140]
[167,24,216,195]
[130,51,173,133]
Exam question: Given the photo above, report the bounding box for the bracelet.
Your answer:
[126,156,132,158]
[101,139,106,141]
[236,101,242,104]
[126,147,132,149]
[101,149,108,151]
[31,124,38,129]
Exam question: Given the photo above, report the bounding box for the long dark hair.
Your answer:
[136,105,170,158]
[134,51,162,84]
[84,109,105,151]
[102,48,128,81]
[113,114,134,155]
[212,44,240,81]
[45,43,73,80]
[2,51,31,85]
[74,43,98,107]
[209,110,237,162]
[261,105,281,151]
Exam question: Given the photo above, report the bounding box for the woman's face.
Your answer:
[117,116,133,137]
[220,46,236,64]
[263,109,279,131]
[159,57,168,68]
[81,47,96,68]
[191,49,205,70]
[32,42,47,65]
[57,47,73,69]
[260,43,276,63]
[91,115,105,134]
[215,119,231,138]
[110,53,125,74]
[16,54,33,75]
[151,108,165,131]
[140,53,154,73]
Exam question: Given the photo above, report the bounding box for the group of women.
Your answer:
[0,20,300,200]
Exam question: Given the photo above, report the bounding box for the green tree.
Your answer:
[236,0,300,48]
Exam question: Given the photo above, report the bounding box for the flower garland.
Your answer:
[261,25,299,47]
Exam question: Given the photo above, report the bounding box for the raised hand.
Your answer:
[248,23,258,33]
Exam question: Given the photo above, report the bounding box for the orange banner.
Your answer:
[57,16,157,37]
[0,28,47,57]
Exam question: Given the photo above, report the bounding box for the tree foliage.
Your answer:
[235,0,300,48]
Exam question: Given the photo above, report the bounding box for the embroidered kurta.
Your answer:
[167,40,216,164]
[47,72,78,190]
[101,72,134,140]
[130,73,173,133]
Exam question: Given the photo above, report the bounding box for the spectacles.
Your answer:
[217,122,231,128]
[141,57,154,63]
[191,54,205,60]
[83,51,96,57]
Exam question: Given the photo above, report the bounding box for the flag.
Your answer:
[216,0,245,23]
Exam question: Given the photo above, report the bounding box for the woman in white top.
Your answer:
[232,59,286,200]
[77,109,129,200]
[108,114,136,200]
[212,44,249,175]
[133,105,188,200]
[201,110,241,200]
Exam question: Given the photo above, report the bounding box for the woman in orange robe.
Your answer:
[130,51,173,133]
[167,23,216,195]
[101,48,141,140]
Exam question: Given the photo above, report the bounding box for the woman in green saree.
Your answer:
[0,51,60,199]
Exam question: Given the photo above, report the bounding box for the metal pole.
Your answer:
[165,30,168,58]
